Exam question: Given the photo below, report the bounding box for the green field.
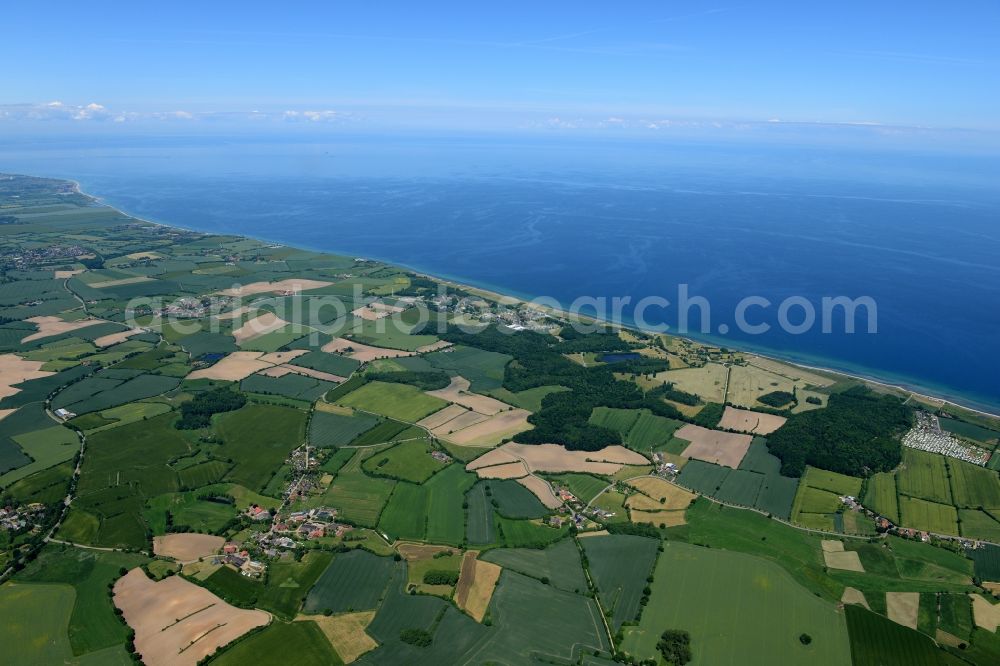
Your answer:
[1,424,78,487]
[361,439,446,483]
[486,385,569,412]
[588,406,684,452]
[949,458,1000,509]
[335,380,447,422]
[200,549,333,619]
[588,406,641,434]
[308,410,379,448]
[378,482,429,540]
[345,419,411,446]
[676,458,731,495]
[3,460,73,504]
[0,582,78,664]
[211,619,343,666]
[899,495,960,535]
[497,515,569,548]
[320,448,395,527]
[14,546,149,657]
[424,344,510,392]
[72,413,189,548]
[714,468,765,507]
[304,549,399,614]
[959,508,1000,542]
[844,605,943,666]
[489,478,549,519]
[215,404,307,491]
[545,473,609,504]
[241,372,336,401]
[144,490,237,534]
[581,534,659,631]
[423,464,477,546]
[898,448,953,505]
[466,481,496,545]
[482,538,588,593]
[789,466,865,531]
[82,402,173,433]
[459,571,611,663]
[350,318,438,351]
[621,541,851,665]
[801,466,864,497]
[863,472,901,524]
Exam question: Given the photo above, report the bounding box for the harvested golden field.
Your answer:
[626,477,696,511]
[187,351,273,381]
[260,365,295,377]
[322,337,415,361]
[820,541,865,573]
[216,278,332,296]
[823,550,865,572]
[113,568,270,666]
[153,534,225,562]
[717,406,787,435]
[258,350,308,364]
[674,424,753,468]
[54,269,84,278]
[0,354,53,399]
[443,409,533,447]
[475,461,530,479]
[466,448,519,470]
[489,442,648,476]
[654,363,728,403]
[280,364,347,382]
[629,508,688,527]
[88,275,153,288]
[430,410,489,436]
[454,552,502,622]
[301,611,377,663]
[426,376,511,415]
[517,475,563,509]
[886,591,919,629]
[351,302,404,320]
[416,340,452,353]
[841,587,871,609]
[725,364,798,408]
[93,328,143,348]
[971,594,1000,632]
[20,315,103,343]
[232,312,289,342]
[746,356,835,387]
[417,403,470,430]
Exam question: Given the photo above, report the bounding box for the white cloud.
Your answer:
[0,102,352,125]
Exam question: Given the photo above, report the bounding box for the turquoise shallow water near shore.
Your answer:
[2,134,999,413]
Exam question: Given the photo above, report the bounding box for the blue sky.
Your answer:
[2,1,999,142]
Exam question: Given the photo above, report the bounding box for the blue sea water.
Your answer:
[2,133,998,412]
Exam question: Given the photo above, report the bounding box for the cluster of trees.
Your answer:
[692,402,725,428]
[657,630,692,665]
[422,569,460,585]
[441,326,685,451]
[554,327,631,353]
[648,382,700,406]
[766,387,912,477]
[757,390,796,408]
[399,628,433,647]
[176,387,247,429]
[366,370,452,391]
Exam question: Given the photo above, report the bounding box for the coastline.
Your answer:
[66,177,1000,423]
